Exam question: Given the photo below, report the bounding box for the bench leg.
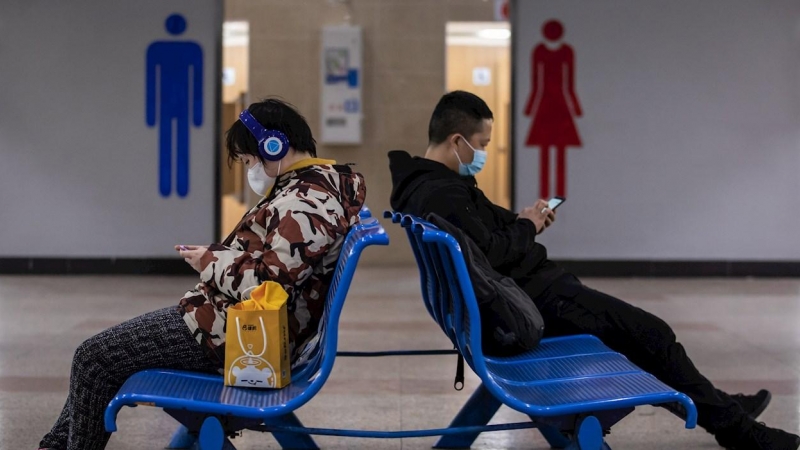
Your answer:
[434,383,502,449]
[561,416,611,450]
[264,412,319,450]
[199,416,223,450]
[168,425,197,449]
[187,439,237,450]
[563,440,611,450]
[536,422,571,449]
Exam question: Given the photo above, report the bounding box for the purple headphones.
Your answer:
[238,109,291,161]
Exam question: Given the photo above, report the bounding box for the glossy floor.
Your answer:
[2,268,800,449]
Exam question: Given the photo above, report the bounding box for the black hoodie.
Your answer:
[388,150,564,299]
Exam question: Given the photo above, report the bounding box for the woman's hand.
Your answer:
[175,245,208,272]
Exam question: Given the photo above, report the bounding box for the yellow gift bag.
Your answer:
[224,281,291,389]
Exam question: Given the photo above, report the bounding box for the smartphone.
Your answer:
[548,196,566,210]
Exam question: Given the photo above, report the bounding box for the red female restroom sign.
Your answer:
[523,20,583,198]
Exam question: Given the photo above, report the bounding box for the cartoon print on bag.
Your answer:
[228,316,277,388]
[231,358,274,387]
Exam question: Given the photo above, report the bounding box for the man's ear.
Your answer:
[448,133,461,147]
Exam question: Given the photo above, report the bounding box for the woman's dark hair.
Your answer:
[226,98,317,165]
[428,90,494,145]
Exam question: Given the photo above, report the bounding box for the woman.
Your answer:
[39,98,366,450]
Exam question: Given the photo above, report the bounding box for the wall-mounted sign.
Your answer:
[222,67,236,86]
[472,67,492,86]
[320,25,362,145]
[512,0,800,260]
[0,0,220,257]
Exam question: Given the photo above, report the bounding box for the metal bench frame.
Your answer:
[103,210,696,450]
[387,211,696,450]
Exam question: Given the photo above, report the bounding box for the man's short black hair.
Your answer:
[428,90,494,145]
[226,98,317,165]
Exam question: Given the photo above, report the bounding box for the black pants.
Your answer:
[39,307,220,450]
[526,274,746,435]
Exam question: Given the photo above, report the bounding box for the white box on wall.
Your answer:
[320,25,362,145]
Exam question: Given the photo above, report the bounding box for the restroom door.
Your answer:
[446,22,511,208]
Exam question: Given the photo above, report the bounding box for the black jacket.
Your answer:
[388,150,563,299]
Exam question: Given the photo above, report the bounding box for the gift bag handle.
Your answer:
[235,316,267,358]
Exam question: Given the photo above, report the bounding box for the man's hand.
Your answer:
[175,245,209,273]
[519,199,555,234]
[544,207,556,229]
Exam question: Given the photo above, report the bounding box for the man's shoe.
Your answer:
[731,389,772,419]
[716,421,800,450]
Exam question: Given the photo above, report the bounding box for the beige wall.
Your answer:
[224,0,494,265]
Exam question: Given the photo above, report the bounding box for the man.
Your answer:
[388,90,798,450]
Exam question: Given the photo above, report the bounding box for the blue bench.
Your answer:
[104,217,389,450]
[387,211,697,450]
[104,210,697,450]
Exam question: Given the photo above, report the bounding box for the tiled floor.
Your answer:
[3,268,800,449]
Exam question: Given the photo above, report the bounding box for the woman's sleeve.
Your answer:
[197,190,342,301]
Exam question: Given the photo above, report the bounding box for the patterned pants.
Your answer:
[39,307,220,450]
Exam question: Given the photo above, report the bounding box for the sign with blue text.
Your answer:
[320,25,362,145]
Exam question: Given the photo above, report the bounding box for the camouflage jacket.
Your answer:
[178,159,366,366]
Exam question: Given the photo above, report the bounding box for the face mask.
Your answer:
[247,161,279,196]
[453,136,487,177]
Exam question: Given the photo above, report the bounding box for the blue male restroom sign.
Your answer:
[146,13,203,198]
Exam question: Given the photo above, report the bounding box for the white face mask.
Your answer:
[247,161,278,196]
